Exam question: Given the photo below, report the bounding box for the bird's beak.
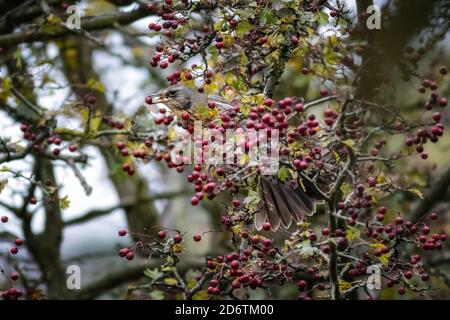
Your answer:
[149,93,169,104]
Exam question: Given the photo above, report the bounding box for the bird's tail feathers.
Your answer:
[255,177,316,231]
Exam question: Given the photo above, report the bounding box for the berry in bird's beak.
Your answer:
[149,93,169,104]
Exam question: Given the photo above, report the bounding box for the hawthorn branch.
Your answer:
[326,146,355,300]
[64,189,188,226]
[0,8,150,47]
[0,131,48,164]
[66,158,93,196]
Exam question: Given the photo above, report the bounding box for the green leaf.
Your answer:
[277,166,289,182]
[318,12,329,26]
[143,268,163,280]
[149,290,164,300]
[243,189,261,213]
[260,9,275,27]
[236,20,252,36]
[296,240,319,258]
[13,49,22,69]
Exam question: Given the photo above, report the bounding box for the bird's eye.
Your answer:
[166,90,177,97]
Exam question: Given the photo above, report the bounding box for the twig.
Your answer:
[67,158,93,196]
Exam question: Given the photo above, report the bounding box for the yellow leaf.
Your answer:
[338,278,352,291]
[370,242,385,250]
[231,224,244,234]
[164,277,179,285]
[59,195,70,210]
[376,173,385,184]
[409,188,423,199]
[333,151,341,162]
[0,179,8,194]
[172,243,184,254]
[379,253,391,267]
[346,226,360,241]
[192,290,209,300]
[342,139,355,149]
[340,182,352,196]
[0,77,12,100]
[79,108,102,134]
[86,79,105,93]
[90,114,102,133]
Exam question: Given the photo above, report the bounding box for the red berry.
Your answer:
[10,247,18,254]
[190,196,200,205]
[250,235,260,244]
[68,144,77,152]
[15,239,23,246]
[322,228,330,236]
[404,271,413,279]
[160,61,168,69]
[229,19,238,28]
[119,248,129,257]
[10,272,19,281]
[230,260,240,269]
[118,229,127,237]
[430,212,438,220]
[30,197,37,205]
[291,36,299,47]
[330,10,337,17]
[126,252,134,260]
[209,279,219,287]
[232,199,241,207]
[52,148,60,156]
[181,111,190,120]
[1,215,8,223]
[262,222,271,231]
[174,234,183,243]
[422,225,430,235]
[395,217,403,225]
[158,231,166,239]
[193,234,202,242]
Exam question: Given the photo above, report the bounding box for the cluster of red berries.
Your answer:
[1,287,23,300]
[403,66,448,159]
[103,116,125,130]
[19,123,78,156]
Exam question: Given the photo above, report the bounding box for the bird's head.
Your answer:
[152,84,207,112]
